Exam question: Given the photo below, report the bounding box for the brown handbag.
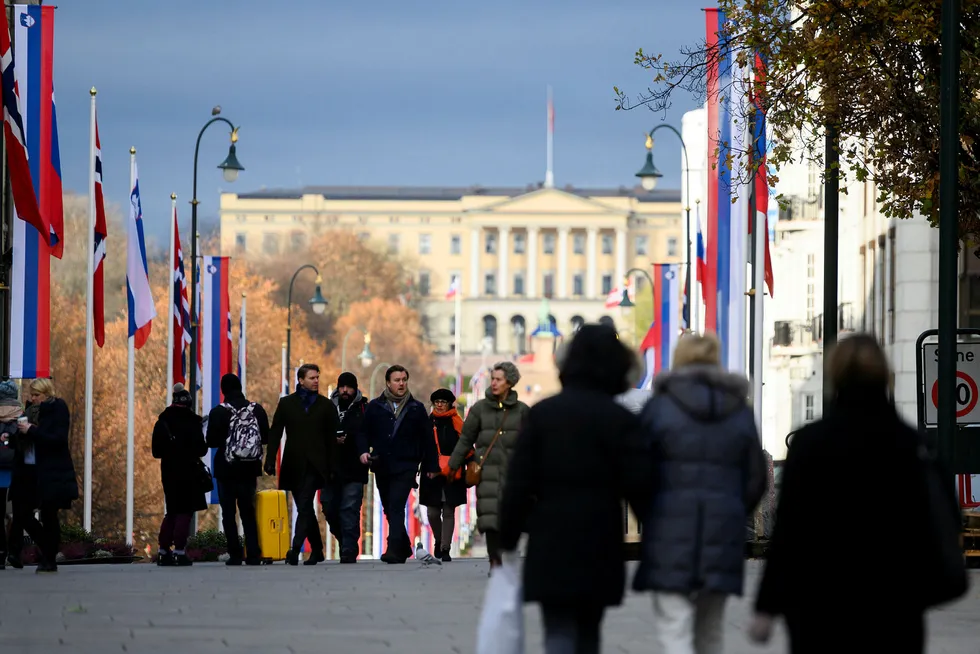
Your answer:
[464,409,508,487]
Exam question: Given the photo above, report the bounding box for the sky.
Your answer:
[51,0,703,245]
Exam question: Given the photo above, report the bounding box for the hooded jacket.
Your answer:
[633,364,767,596]
[330,388,369,484]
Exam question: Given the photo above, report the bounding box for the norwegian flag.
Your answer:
[0,7,44,237]
[93,116,107,347]
[171,209,191,382]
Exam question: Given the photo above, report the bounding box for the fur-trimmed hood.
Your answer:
[653,364,750,422]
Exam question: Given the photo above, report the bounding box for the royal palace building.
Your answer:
[219,183,683,363]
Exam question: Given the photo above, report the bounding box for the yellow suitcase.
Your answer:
[254,489,290,563]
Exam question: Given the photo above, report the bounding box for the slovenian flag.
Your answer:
[127,159,155,350]
[201,255,232,504]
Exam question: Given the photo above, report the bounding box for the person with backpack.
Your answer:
[207,374,270,566]
[322,372,368,564]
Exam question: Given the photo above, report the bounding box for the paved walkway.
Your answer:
[1,559,978,653]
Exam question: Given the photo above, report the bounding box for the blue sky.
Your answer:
[53,0,702,244]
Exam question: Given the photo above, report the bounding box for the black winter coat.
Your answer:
[152,405,209,514]
[330,390,369,485]
[17,398,78,510]
[499,386,649,609]
[419,412,469,508]
[633,365,767,597]
[266,392,339,491]
[206,392,270,482]
[358,394,438,477]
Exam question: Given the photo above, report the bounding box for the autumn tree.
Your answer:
[615,0,980,238]
[323,298,439,401]
[257,231,408,343]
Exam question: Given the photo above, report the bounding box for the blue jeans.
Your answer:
[321,481,364,556]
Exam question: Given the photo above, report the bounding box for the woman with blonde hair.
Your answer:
[634,332,767,653]
[12,378,77,573]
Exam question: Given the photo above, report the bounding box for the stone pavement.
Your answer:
[1,559,978,654]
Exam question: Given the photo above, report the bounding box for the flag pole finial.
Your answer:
[242,292,246,298]
[130,146,136,155]
[89,87,97,96]
[171,192,177,200]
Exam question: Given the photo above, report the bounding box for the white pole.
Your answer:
[454,278,462,379]
[83,88,97,533]
[280,342,287,397]
[545,85,554,188]
[193,232,201,415]
[166,194,176,407]
[125,148,136,547]
[752,198,765,429]
[240,293,247,392]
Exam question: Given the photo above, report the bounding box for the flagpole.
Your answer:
[166,194,176,407]
[240,293,247,392]
[454,280,461,390]
[83,87,97,533]
[125,146,137,547]
[545,85,554,188]
[280,342,287,396]
[193,231,201,415]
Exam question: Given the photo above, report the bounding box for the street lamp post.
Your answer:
[188,109,245,402]
[635,125,693,329]
[285,265,328,393]
[341,326,375,371]
[618,267,656,309]
[369,362,393,399]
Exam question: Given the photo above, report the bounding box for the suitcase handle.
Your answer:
[270,518,281,533]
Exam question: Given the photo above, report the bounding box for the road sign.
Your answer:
[922,341,980,426]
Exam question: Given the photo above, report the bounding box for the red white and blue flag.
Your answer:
[127,159,155,349]
[93,115,107,347]
[637,264,682,387]
[445,275,460,300]
[752,51,775,299]
[202,255,232,504]
[9,5,64,378]
[171,208,191,382]
[237,296,247,389]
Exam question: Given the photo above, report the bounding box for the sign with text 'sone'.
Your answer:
[922,342,980,427]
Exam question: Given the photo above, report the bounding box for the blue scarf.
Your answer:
[297,387,318,413]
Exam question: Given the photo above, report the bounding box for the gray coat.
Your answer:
[633,365,767,596]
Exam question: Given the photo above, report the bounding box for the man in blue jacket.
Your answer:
[358,365,437,564]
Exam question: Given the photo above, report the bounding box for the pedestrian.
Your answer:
[447,361,529,570]
[12,378,78,574]
[633,332,767,654]
[358,365,437,564]
[265,363,339,566]
[152,383,209,567]
[0,380,23,570]
[323,371,368,564]
[5,383,33,570]
[749,334,954,653]
[207,374,270,566]
[421,387,470,562]
[499,324,649,654]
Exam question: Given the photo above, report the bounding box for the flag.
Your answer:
[202,255,231,504]
[1,5,44,237]
[93,116,107,347]
[171,209,191,382]
[604,278,634,310]
[126,159,155,349]
[238,296,247,387]
[46,87,63,258]
[696,214,708,302]
[637,264,682,386]
[9,5,62,378]
[445,275,460,300]
[752,50,775,298]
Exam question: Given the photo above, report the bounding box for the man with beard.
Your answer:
[323,372,368,563]
[358,365,437,564]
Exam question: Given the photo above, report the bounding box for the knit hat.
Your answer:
[172,383,192,408]
[430,388,456,405]
[220,373,243,396]
[0,380,18,401]
[337,372,358,390]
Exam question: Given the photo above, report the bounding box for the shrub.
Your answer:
[61,524,95,544]
[186,529,228,551]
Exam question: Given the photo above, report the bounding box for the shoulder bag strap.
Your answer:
[480,408,509,464]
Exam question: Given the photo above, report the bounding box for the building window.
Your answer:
[667,237,678,257]
[573,233,585,255]
[485,273,497,296]
[485,233,497,254]
[635,235,649,257]
[513,272,525,296]
[513,233,526,254]
[543,272,555,298]
[804,394,815,421]
[889,228,896,343]
[449,315,456,336]
[290,231,306,253]
[235,232,247,254]
[483,315,498,353]
[601,274,613,296]
[419,233,431,255]
[387,233,400,254]
[807,253,815,279]
[263,233,280,256]
[806,283,815,321]
[602,234,613,255]
[543,233,556,254]
[511,315,527,354]
[418,271,430,296]
[573,273,584,296]
[450,234,461,255]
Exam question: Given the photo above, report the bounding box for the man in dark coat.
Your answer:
[264,363,339,566]
[357,365,438,563]
[207,374,270,566]
[322,372,368,564]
